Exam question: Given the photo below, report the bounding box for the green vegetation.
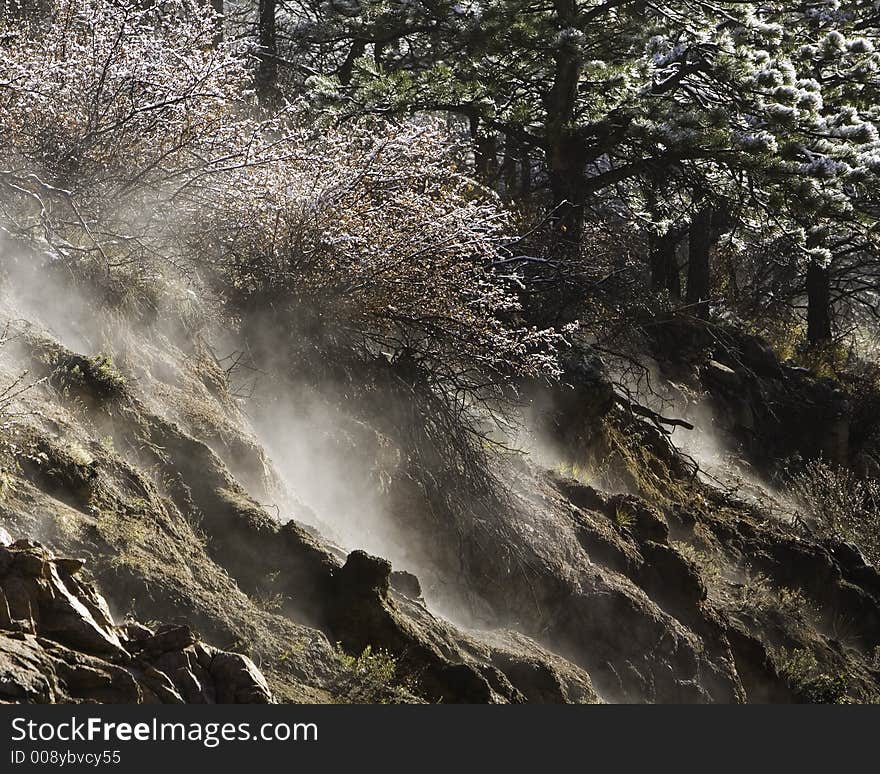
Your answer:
[30,340,128,401]
[332,645,414,704]
[785,458,880,566]
[776,649,849,704]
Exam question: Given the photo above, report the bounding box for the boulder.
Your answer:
[390,570,422,599]
[209,652,273,704]
[327,550,601,703]
[527,344,615,457]
[0,540,273,704]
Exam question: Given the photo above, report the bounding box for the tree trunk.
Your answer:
[502,133,518,197]
[210,0,224,45]
[667,249,681,298]
[650,230,672,291]
[544,0,586,244]
[471,116,497,181]
[806,259,832,345]
[547,136,588,242]
[339,40,366,86]
[255,0,278,103]
[686,207,712,319]
[650,229,682,297]
[374,39,386,68]
[519,144,531,199]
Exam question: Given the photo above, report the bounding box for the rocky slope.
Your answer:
[0,258,878,704]
[0,539,272,704]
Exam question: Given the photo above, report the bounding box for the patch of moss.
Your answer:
[29,337,127,400]
[52,353,127,398]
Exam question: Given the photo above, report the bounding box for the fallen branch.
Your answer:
[615,391,694,431]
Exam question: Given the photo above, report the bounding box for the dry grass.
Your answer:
[785,459,880,566]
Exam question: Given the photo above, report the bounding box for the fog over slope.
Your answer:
[2,242,879,704]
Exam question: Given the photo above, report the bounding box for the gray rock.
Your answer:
[0,541,274,704]
[209,652,273,704]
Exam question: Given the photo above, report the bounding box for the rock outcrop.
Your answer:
[327,549,599,704]
[1,274,878,705]
[702,329,851,466]
[0,540,272,704]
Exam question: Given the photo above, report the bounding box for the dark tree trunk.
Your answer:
[339,40,366,86]
[806,259,832,345]
[519,144,531,199]
[650,228,682,297]
[547,135,588,242]
[256,0,278,103]
[687,207,712,318]
[474,132,497,180]
[210,0,224,45]
[544,0,586,244]
[650,230,673,291]
[469,114,499,180]
[667,249,681,297]
[502,133,518,197]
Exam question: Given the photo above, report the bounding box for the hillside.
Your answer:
[2,0,880,706]
[1,251,878,704]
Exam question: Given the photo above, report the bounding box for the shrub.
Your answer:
[186,117,571,399]
[0,0,245,197]
[777,648,848,704]
[0,0,568,408]
[332,645,413,703]
[784,458,880,566]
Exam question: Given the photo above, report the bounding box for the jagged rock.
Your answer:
[5,316,878,705]
[827,541,880,598]
[0,541,127,660]
[52,652,142,704]
[339,550,391,597]
[479,630,598,704]
[703,327,852,465]
[0,631,141,704]
[328,550,600,704]
[0,541,273,704]
[645,319,854,466]
[390,570,421,599]
[606,494,669,544]
[132,625,197,655]
[546,471,607,512]
[0,632,59,702]
[122,621,154,641]
[636,541,713,641]
[8,332,603,704]
[702,359,741,391]
[737,334,785,379]
[725,625,792,703]
[528,344,615,455]
[138,665,185,704]
[569,504,643,578]
[209,652,273,704]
